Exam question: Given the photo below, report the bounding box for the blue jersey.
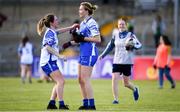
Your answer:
[79,16,100,56]
[40,28,59,66]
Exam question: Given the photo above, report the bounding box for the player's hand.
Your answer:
[58,55,67,62]
[125,45,134,51]
[125,38,135,51]
[71,30,85,43]
[165,65,171,71]
[61,56,67,62]
[71,24,79,30]
[153,64,157,69]
[70,24,79,34]
[70,23,80,33]
[62,41,72,49]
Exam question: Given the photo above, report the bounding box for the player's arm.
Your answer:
[84,35,101,43]
[131,34,142,49]
[85,21,101,43]
[70,41,79,45]
[56,24,79,34]
[44,31,66,60]
[99,38,115,59]
[71,30,101,43]
[167,46,172,66]
[17,45,22,57]
[61,40,80,50]
[45,45,66,60]
[17,49,22,57]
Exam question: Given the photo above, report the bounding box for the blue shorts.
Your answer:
[41,60,59,77]
[79,56,98,67]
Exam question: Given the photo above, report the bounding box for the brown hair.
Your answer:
[161,35,172,46]
[22,36,29,47]
[37,13,55,36]
[80,2,98,15]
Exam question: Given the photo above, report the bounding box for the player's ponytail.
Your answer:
[92,5,98,11]
[37,18,45,36]
[81,2,98,15]
[37,13,55,36]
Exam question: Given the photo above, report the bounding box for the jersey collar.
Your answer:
[83,16,92,23]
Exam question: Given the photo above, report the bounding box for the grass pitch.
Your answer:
[0,77,180,111]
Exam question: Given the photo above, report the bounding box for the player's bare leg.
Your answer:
[78,64,87,99]
[80,65,94,99]
[123,75,139,101]
[78,64,89,110]
[112,73,120,104]
[78,65,96,110]
[123,75,135,91]
[50,85,57,100]
[20,65,26,84]
[27,65,32,83]
[50,70,64,101]
[48,70,69,110]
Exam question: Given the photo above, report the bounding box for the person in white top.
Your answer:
[37,13,78,110]
[18,36,33,84]
[99,18,142,104]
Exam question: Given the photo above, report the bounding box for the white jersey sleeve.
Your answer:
[131,34,142,49]
[43,30,56,47]
[87,19,100,37]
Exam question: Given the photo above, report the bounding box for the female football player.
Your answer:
[37,13,78,110]
[76,2,100,110]
[62,2,101,110]
[18,36,33,84]
[99,18,142,104]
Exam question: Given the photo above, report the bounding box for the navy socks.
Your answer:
[49,100,55,105]
[82,98,95,107]
[59,100,65,106]
[89,99,95,107]
[49,100,65,106]
[83,99,88,107]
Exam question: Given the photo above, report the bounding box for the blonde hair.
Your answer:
[37,13,55,36]
[80,2,98,15]
[118,18,128,26]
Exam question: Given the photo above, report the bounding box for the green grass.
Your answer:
[0,77,180,111]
